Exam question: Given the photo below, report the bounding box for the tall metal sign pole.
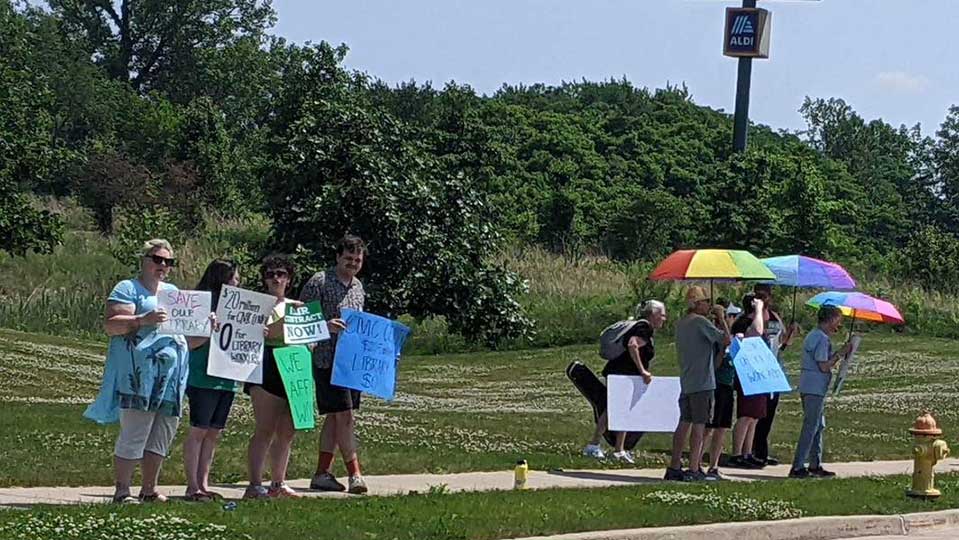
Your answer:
[724,1,772,152]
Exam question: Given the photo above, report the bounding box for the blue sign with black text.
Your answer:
[731,337,792,396]
[331,309,411,400]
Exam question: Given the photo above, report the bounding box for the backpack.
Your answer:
[599,320,640,361]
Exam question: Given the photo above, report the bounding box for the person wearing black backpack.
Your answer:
[583,300,667,464]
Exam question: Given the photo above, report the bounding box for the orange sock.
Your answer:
[346,458,361,476]
[318,452,335,473]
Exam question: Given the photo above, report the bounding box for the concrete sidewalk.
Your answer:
[1,458,957,507]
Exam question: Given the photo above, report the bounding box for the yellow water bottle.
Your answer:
[514,459,529,490]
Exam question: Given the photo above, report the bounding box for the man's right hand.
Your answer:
[328,318,347,334]
[641,372,653,385]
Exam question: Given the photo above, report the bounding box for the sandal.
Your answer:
[201,490,224,501]
[138,492,169,503]
[184,492,214,502]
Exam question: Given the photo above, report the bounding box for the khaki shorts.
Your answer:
[679,390,714,425]
[114,409,180,460]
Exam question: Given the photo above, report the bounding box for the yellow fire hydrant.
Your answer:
[907,412,950,499]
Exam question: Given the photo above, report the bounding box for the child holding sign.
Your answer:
[243,255,303,499]
[183,259,240,502]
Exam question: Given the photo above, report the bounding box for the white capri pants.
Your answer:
[114,409,180,460]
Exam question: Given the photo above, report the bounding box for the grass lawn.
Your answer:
[2,474,959,540]
[1,328,957,488]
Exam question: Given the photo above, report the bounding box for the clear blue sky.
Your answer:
[271,0,958,135]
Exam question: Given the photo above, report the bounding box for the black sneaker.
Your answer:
[705,468,724,481]
[764,457,780,466]
[687,469,708,482]
[808,467,836,478]
[788,467,810,479]
[745,455,767,468]
[727,455,761,469]
[664,467,686,481]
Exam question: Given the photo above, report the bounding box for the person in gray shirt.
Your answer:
[666,286,730,482]
[789,305,852,479]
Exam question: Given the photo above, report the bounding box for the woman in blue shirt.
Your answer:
[85,239,189,504]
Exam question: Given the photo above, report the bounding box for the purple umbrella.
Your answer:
[761,255,857,322]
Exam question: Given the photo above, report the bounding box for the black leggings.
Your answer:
[752,392,780,460]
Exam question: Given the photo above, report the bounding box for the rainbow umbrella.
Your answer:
[806,291,905,326]
[762,255,857,322]
[761,255,856,290]
[649,249,775,299]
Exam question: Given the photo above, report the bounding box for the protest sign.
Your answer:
[331,309,411,400]
[207,285,276,384]
[283,301,330,345]
[833,335,862,396]
[607,376,681,432]
[157,290,212,337]
[273,346,316,430]
[732,336,792,396]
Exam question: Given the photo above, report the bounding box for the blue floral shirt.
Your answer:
[84,279,189,424]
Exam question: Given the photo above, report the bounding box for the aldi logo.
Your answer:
[730,15,755,37]
[724,8,771,59]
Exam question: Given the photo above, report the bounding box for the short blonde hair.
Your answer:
[139,238,174,258]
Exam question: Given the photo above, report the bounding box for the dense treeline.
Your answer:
[3,0,959,345]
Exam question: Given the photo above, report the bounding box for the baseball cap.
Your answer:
[726,304,742,317]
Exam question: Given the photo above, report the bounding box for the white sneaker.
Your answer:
[613,450,635,464]
[582,444,606,459]
[348,475,368,495]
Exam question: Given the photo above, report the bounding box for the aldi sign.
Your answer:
[724,7,771,58]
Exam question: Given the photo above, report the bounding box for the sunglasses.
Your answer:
[146,254,177,267]
[263,270,289,280]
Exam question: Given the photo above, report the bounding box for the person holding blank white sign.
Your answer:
[582,300,666,464]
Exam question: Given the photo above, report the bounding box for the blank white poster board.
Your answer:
[608,375,681,432]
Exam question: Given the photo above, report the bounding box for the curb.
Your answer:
[508,509,959,540]
[903,509,959,533]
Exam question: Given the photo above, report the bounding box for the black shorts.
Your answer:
[186,386,236,430]
[707,384,734,429]
[244,347,288,401]
[314,366,361,414]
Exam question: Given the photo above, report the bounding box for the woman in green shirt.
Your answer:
[183,259,241,502]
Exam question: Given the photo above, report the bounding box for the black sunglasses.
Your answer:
[263,269,289,280]
[146,254,177,267]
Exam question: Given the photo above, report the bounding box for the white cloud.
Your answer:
[875,71,931,94]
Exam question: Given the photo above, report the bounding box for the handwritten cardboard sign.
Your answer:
[157,290,212,337]
[732,337,792,396]
[207,285,276,384]
[283,301,330,345]
[331,309,411,400]
[274,345,316,430]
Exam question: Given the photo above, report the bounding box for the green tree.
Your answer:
[0,0,64,254]
[48,0,275,98]
[264,43,532,346]
[934,106,959,233]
